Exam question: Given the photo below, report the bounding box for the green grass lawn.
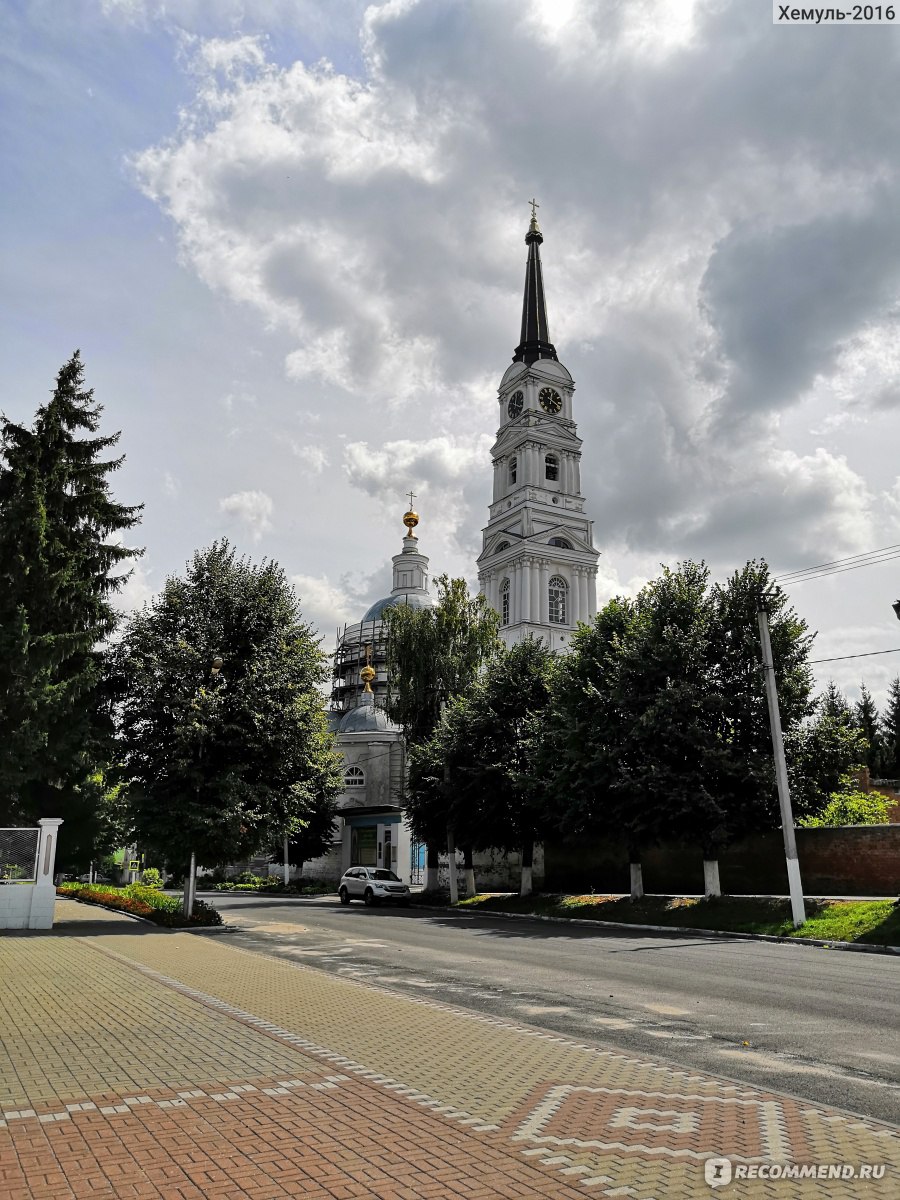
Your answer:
[457,892,900,947]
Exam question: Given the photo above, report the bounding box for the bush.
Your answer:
[57,882,222,927]
[235,870,262,885]
[140,867,163,889]
[799,776,893,827]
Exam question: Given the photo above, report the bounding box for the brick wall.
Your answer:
[544,825,900,896]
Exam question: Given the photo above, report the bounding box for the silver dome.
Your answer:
[339,699,401,734]
[361,591,434,622]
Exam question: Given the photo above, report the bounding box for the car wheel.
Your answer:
[339,887,350,905]
[364,888,378,906]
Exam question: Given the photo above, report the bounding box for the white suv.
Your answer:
[339,867,411,907]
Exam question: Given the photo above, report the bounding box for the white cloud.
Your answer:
[162,471,179,498]
[111,559,155,613]
[291,572,357,638]
[218,489,274,541]
[292,442,329,473]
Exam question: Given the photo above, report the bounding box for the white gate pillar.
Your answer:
[36,818,64,887]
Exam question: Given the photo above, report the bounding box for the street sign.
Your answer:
[129,859,140,871]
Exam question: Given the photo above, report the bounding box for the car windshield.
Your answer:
[372,869,401,882]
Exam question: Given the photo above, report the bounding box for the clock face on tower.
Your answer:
[507,390,524,419]
[539,387,562,414]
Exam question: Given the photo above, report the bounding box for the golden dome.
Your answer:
[403,509,419,538]
[360,664,376,692]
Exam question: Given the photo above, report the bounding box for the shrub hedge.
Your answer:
[57,882,222,927]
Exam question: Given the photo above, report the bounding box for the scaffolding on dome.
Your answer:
[330,618,391,714]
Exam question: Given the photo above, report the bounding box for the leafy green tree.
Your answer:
[879,676,900,778]
[798,774,892,827]
[384,575,500,744]
[549,560,819,894]
[408,639,554,895]
[854,683,881,775]
[384,575,500,884]
[0,352,142,867]
[110,541,342,897]
[705,561,815,839]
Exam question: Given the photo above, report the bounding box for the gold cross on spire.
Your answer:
[528,197,539,219]
[407,489,417,509]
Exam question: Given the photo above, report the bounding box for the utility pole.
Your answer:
[756,597,806,928]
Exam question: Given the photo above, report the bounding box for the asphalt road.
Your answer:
[207,893,900,1126]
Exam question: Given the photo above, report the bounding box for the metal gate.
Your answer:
[409,840,425,886]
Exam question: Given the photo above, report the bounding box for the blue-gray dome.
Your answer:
[339,701,400,734]
[361,592,434,622]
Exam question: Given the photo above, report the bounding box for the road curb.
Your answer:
[412,902,900,956]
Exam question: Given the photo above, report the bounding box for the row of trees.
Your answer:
[388,562,870,896]
[825,679,900,779]
[0,355,341,889]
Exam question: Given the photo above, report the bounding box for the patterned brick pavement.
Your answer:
[0,899,897,1199]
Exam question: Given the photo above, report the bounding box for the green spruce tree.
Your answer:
[0,353,142,866]
[854,682,881,776]
[880,676,900,778]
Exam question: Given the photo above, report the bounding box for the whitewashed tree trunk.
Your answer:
[703,859,721,898]
[629,861,644,900]
[283,834,291,887]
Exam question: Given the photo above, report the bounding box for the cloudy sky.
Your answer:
[4,0,900,706]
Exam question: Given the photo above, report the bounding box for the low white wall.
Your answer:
[0,884,57,930]
[435,845,545,892]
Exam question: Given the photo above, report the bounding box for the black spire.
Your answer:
[512,208,558,366]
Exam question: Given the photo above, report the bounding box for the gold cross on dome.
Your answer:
[406,489,416,509]
[528,198,539,219]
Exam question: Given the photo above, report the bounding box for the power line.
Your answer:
[807,647,900,665]
[775,541,900,585]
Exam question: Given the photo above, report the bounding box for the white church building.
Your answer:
[303,212,598,888]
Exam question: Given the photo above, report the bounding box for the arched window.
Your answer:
[344,765,365,788]
[509,457,517,485]
[548,537,572,549]
[500,578,510,626]
[545,454,559,481]
[495,541,510,553]
[548,576,568,624]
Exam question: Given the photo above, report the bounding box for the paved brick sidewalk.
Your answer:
[0,900,897,1199]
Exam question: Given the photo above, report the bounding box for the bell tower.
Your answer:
[477,208,600,650]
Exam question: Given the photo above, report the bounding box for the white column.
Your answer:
[573,453,582,495]
[540,561,550,624]
[561,454,570,494]
[511,562,520,624]
[492,459,501,501]
[578,570,588,624]
[530,560,541,621]
[587,568,597,618]
[521,560,531,622]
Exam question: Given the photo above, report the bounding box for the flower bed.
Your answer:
[57,882,222,927]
